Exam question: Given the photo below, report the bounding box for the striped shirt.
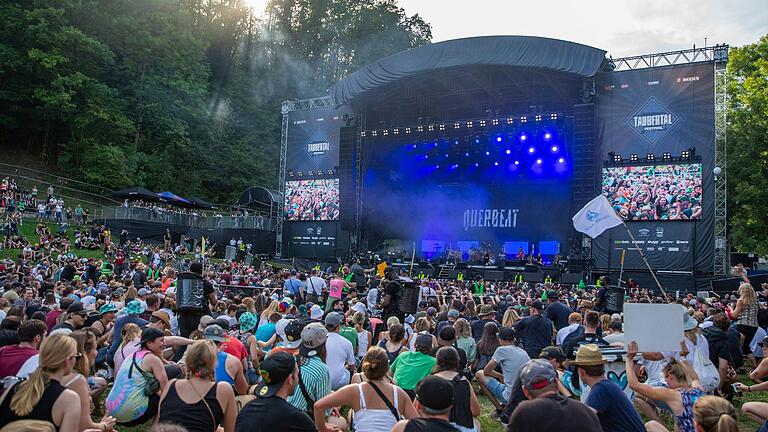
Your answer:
[287,356,332,412]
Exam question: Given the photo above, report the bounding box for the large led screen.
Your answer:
[602,163,702,221]
[284,179,340,221]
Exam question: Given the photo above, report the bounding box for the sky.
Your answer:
[398,0,767,57]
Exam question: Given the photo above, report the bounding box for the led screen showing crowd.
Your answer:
[284,179,340,221]
[602,163,702,221]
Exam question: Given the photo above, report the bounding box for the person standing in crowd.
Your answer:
[313,346,416,432]
[235,352,318,432]
[0,333,82,431]
[158,340,237,432]
[176,261,217,341]
[556,312,583,345]
[507,359,602,432]
[0,318,46,378]
[391,376,457,432]
[475,327,530,407]
[431,346,480,432]
[731,282,760,367]
[305,269,326,304]
[326,272,349,313]
[391,333,436,398]
[574,344,645,432]
[563,310,609,359]
[513,300,554,359]
[543,290,573,330]
[380,267,405,327]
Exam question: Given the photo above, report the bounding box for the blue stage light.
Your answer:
[445,153,449,158]
[454,140,459,145]
[485,151,490,156]
[536,158,543,165]
[494,161,499,166]
[551,145,559,152]
[433,142,438,147]
[528,147,535,154]
[514,160,520,165]
[519,133,528,142]
[496,136,502,143]
[425,155,429,159]
[451,164,459,169]
[411,144,417,149]
[505,149,511,155]
[543,132,552,141]
[465,152,470,157]
[558,157,565,163]
[474,162,479,167]
[475,138,480,144]
[435,165,440,169]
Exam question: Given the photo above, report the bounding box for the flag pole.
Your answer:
[622,222,667,298]
[617,249,625,289]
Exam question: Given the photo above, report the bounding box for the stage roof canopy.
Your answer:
[329,36,607,106]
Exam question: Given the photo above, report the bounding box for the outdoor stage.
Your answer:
[276,36,730,291]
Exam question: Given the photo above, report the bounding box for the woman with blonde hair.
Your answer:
[313,346,416,432]
[113,322,142,372]
[0,333,82,431]
[242,297,256,314]
[692,396,738,432]
[453,318,477,364]
[64,329,116,431]
[257,299,279,330]
[501,308,520,328]
[626,342,705,432]
[731,282,759,367]
[408,317,437,351]
[158,340,236,432]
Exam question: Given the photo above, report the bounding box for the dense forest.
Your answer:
[0,0,431,201]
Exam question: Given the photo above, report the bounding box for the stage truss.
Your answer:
[609,44,729,276]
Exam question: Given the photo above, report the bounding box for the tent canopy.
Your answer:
[157,191,191,205]
[111,186,160,201]
[186,196,216,209]
[329,35,607,106]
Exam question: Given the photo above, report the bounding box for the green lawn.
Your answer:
[1,220,124,262]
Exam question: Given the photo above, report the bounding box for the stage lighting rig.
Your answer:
[491,119,499,126]
[534,114,542,122]
[466,121,473,128]
[417,126,424,132]
[506,117,514,125]
[439,124,446,131]
[613,154,622,164]
[681,149,690,159]
[550,113,558,120]
[646,153,655,163]
[393,128,399,135]
[382,129,389,136]
[405,127,411,134]
[520,116,528,123]
[662,152,672,161]
[360,131,366,137]
[478,120,486,127]
[630,154,638,163]
[454,122,461,129]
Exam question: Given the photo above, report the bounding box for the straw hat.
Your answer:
[572,344,607,366]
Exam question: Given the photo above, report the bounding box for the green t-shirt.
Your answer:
[338,325,358,352]
[391,351,436,390]
[472,282,484,295]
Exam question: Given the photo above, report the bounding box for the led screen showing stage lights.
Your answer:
[284,179,340,221]
[602,164,702,221]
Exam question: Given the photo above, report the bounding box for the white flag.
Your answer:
[572,195,623,239]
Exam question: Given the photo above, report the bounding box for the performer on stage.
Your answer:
[516,247,525,261]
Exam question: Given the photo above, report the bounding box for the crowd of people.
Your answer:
[602,164,703,221]
[284,179,340,221]
[0,240,762,432]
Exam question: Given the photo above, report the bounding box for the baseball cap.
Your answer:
[300,322,328,357]
[427,307,437,316]
[539,346,566,363]
[214,317,231,331]
[415,376,453,411]
[546,290,559,300]
[414,333,433,351]
[283,320,305,349]
[324,312,343,328]
[67,302,85,314]
[438,326,456,342]
[138,288,151,296]
[197,315,214,332]
[351,302,366,315]
[253,352,296,397]
[309,305,324,320]
[499,327,517,341]
[140,327,165,345]
[530,300,544,311]
[204,324,226,342]
[758,336,768,347]
[520,359,557,390]
[447,309,460,319]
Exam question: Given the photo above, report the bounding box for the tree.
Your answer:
[727,34,768,255]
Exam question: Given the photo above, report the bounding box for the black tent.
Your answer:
[111,186,161,201]
[187,196,216,209]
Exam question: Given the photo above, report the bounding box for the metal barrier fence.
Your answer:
[100,206,274,231]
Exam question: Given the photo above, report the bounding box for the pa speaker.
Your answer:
[523,271,543,283]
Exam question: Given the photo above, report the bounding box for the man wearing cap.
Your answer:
[391,376,456,432]
[271,318,305,357]
[203,324,248,395]
[286,322,332,417]
[52,301,87,332]
[749,336,768,382]
[507,359,602,432]
[543,290,573,330]
[436,309,460,335]
[430,326,468,372]
[513,300,555,359]
[235,352,317,432]
[471,304,497,340]
[575,344,645,432]
[391,333,436,398]
[476,327,530,408]
[324,312,356,390]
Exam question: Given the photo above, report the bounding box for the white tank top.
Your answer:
[354,383,400,432]
[357,330,369,357]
